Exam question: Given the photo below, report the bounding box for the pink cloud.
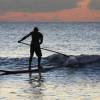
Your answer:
[0,0,100,22]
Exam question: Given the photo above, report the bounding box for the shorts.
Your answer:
[30,45,42,57]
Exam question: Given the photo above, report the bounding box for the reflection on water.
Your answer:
[0,66,100,100]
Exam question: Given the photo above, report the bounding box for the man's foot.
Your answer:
[38,65,43,71]
[29,66,31,72]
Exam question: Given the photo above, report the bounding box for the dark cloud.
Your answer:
[0,0,79,12]
[89,0,100,10]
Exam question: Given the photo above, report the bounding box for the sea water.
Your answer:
[0,22,100,100]
[0,22,100,57]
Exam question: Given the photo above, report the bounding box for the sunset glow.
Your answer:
[0,0,100,22]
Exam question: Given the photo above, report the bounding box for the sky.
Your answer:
[0,0,100,22]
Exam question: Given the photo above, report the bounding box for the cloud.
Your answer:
[0,9,100,22]
[0,0,79,12]
[89,0,100,10]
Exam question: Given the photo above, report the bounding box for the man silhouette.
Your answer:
[18,27,43,71]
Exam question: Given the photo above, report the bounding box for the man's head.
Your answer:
[34,27,39,32]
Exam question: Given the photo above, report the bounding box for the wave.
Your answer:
[46,54,100,67]
[0,54,100,69]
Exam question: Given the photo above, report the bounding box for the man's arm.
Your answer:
[39,33,43,44]
[18,32,32,43]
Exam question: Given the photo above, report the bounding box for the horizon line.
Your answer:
[0,21,100,23]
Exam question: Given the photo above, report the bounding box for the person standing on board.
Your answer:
[18,27,43,72]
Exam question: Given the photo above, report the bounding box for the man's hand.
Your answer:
[18,40,21,43]
[39,39,43,44]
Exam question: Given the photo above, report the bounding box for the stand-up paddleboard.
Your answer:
[0,66,57,75]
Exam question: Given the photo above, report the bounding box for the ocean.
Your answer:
[0,22,100,57]
[0,22,100,100]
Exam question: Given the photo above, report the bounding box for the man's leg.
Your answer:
[35,47,42,78]
[29,46,34,71]
[38,56,41,68]
[38,56,44,70]
[38,56,42,78]
[29,55,32,71]
[35,46,43,71]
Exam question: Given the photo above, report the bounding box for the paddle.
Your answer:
[19,41,69,57]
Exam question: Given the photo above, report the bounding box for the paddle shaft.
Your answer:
[19,42,69,57]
